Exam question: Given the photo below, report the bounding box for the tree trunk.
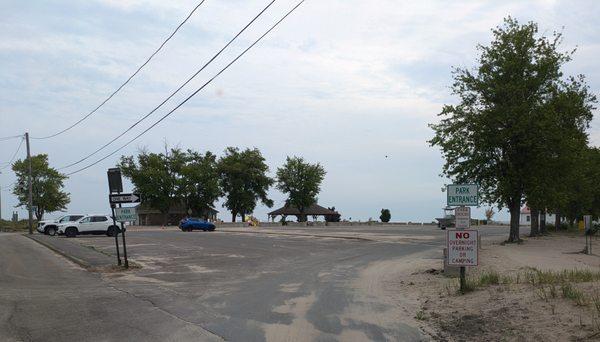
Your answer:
[35,209,44,221]
[554,213,561,231]
[530,208,539,237]
[297,208,306,222]
[508,199,521,242]
[539,209,547,234]
[231,211,237,222]
[163,212,169,226]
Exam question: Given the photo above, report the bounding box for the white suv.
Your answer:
[57,215,120,238]
[37,214,85,236]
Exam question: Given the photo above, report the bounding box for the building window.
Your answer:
[526,215,531,222]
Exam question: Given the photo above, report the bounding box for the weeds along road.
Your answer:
[1,225,509,341]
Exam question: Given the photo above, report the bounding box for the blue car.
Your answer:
[179,218,216,232]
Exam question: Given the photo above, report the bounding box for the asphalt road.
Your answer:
[0,225,510,341]
[0,233,220,342]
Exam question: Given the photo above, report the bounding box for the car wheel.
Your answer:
[46,226,57,236]
[65,227,77,238]
[107,226,118,237]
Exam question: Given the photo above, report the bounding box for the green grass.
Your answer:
[454,271,500,294]
[561,283,587,306]
[478,271,500,286]
[0,219,34,232]
[523,269,600,285]
[414,310,427,321]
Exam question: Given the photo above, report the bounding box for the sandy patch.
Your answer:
[278,283,302,293]
[263,293,320,342]
[187,265,219,273]
[341,250,439,340]
[130,256,169,271]
[392,232,600,341]
[107,273,180,285]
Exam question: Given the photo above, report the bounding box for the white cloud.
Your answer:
[1,0,599,222]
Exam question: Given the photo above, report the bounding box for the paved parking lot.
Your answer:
[2,225,510,341]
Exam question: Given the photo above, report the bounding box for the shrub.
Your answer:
[380,209,391,223]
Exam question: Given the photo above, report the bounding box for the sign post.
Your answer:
[107,170,142,269]
[107,169,122,266]
[119,201,129,269]
[584,215,593,255]
[446,184,479,293]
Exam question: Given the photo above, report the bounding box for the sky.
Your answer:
[1,0,600,222]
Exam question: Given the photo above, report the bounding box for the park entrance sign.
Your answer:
[447,184,479,206]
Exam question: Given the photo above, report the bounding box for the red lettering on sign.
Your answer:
[455,232,470,239]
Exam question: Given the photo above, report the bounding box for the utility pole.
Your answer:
[25,132,33,235]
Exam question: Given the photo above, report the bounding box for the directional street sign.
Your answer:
[447,184,479,206]
[115,207,137,223]
[109,193,141,204]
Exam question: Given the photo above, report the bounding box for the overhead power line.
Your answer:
[59,0,277,170]
[66,0,306,176]
[31,0,207,140]
[0,134,24,142]
[0,136,25,171]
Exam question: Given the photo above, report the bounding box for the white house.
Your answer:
[520,206,556,226]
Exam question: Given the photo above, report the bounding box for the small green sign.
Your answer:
[115,207,137,222]
[447,184,479,206]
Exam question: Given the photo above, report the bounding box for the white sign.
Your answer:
[110,193,141,204]
[447,229,478,266]
[455,207,471,229]
[115,207,137,222]
[447,184,479,206]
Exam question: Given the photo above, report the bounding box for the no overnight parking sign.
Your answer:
[447,229,478,266]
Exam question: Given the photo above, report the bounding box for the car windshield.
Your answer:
[59,215,83,222]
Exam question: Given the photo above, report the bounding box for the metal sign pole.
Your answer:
[117,200,129,269]
[459,205,466,293]
[110,204,121,266]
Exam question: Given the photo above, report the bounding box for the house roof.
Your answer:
[268,203,339,216]
[136,202,218,215]
[521,206,531,215]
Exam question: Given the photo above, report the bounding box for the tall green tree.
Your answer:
[430,18,595,242]
[12,154,69,220]
[380,209,391,223]
[276,156,326,222]
[217,147,273,222]
[119,147,187,225]
[180,150,221,220]
[523,76,595,235]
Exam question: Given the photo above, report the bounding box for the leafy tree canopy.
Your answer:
[380,209,391,223]
[217,147,273,222]
[180,150,221,219]
[429,17,595,242]
[119,147,186,223]
[12,154,69,220]
[276,156,326,221]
